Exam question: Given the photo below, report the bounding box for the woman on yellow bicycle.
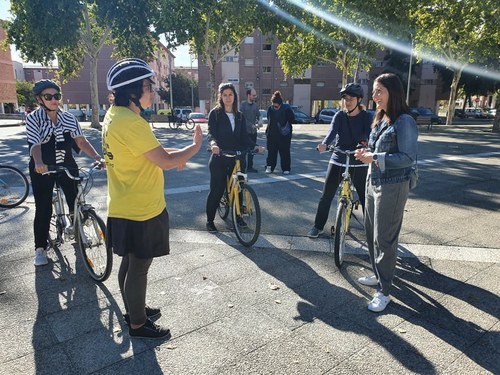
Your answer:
[206,82,264,233]
[308,83,372,238]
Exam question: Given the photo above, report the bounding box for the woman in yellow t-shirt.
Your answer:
[104,58,202,339]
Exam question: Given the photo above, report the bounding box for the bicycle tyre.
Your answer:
[218,191,230,220]
[333,201,349,268]
[185,118,195,130]
[232,184,261,247]
[76,209,112,282]
[0,166,29,208]
[168,121,180,130]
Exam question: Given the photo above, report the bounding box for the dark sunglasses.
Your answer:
[42,93,62,101]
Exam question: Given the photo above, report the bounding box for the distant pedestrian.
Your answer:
[240,88,260,172]
[104,58,202,338]
[27,79,103,267]
[354,73,418,312]
[265,91,295,175]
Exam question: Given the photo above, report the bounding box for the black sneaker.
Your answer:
[129,319,171,339]
[123,305,161,325]
[206,221,218,233]
[236,216,248,228]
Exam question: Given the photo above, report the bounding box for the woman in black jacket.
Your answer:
[265,91,295,175]
[206,83,263,232]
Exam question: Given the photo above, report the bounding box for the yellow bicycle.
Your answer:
[217,150,261,247]
[327,146,362,268]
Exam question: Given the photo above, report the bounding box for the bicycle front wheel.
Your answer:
[168,121,180,130]
[0,166,29,208]
[232,184,261,247]
[333,201,350,268]
[185,118,195,130]
[76,209,112,282]
[218,190,230,220]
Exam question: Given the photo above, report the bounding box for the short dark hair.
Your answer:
[271,90,283,105]
[372,73,408,127]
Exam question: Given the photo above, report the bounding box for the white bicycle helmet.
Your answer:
[106,58,155,91]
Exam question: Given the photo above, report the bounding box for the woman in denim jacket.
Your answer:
[354,73,418,312]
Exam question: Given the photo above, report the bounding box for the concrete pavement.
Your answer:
[0,121,499,374]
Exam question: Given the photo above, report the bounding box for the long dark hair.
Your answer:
[271,90,284,105]
[372,73,408,127]
[217,82,238,114]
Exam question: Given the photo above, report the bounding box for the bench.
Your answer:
[415,116,433,131]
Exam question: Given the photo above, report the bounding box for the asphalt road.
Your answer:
[1,121,499,254]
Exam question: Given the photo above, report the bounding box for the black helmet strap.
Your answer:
[344,97,362,115]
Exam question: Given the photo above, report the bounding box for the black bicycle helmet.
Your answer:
[106,58,155,91]
[33,79,60,96]
[340,83,363,98]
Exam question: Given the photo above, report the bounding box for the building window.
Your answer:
[224,56,235,62]
[423,79,434,84]
[316,81,325,87]
[262,88,272,95]
[263,44,272,51]
[280,81,288,87]
[245,37,254,44]
[262,66,272,74]
[245,58,254,66]
[245,82,254,89]
[373,61,384,67]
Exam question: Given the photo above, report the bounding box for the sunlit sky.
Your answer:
[0,0,195,67]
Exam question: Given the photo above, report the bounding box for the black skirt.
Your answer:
[106,209,170,259]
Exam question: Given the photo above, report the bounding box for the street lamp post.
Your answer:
[406,34,413,105]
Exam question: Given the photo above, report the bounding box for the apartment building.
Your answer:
[0,21,17,114]
[197,30,447,116]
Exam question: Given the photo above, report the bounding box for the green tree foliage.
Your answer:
[156,0,268,107]
[15,81,36,108]
[411,0,500,126]
[6,0,158,128]
[268,0,412,86]
[158,72,199,108]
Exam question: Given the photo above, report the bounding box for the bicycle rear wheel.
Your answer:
[76,209,112,282]
[0,166,29,208]
[169,120,180,130]
[333,200,351,268]
[232,184,261,247]
[185,118,195,130]
[218,191,230,220]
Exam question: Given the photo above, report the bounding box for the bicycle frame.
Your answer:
[226,158,247,217]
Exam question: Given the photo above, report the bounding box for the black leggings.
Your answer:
[118,253,153,326]
[30,168,77,249]
[314,163,367,230]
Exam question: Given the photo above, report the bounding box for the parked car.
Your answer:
[316,108,339,124]
[157,109,171,116]
[453,109,466,118]
[487,108,497,119]
[409,107,441,124]
[67,109,86,122]
[85,109,107,121]
[464,107,488,119]
[258,109,268,127]
[188,112,208,123]
[293,110,314,124]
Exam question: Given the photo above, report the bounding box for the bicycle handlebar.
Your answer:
[219,149,259,158]
[43,162,103,180]
[324,146,358,155]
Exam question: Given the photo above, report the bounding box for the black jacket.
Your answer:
[207,107,255,152]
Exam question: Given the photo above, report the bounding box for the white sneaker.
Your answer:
[368,291,391,312]
[283,171,290,175]
[265,166,272,174]
[358,274,378,286]
[34,247,48,266]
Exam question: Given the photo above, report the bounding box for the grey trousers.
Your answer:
[364,178,410,296]
[118,253,153,325]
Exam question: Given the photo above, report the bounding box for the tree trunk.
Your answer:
[446,67,463,126]
[492,101,500,133]
[89,54,101,129]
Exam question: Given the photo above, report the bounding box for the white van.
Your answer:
[174,108,192,121]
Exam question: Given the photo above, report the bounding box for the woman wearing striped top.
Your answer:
[27,79,103,267]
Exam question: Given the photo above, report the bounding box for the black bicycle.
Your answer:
[0,165,29,208]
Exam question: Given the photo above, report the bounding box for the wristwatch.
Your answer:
[372,154,378,161]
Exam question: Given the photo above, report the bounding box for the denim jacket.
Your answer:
[369,114,418,185]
